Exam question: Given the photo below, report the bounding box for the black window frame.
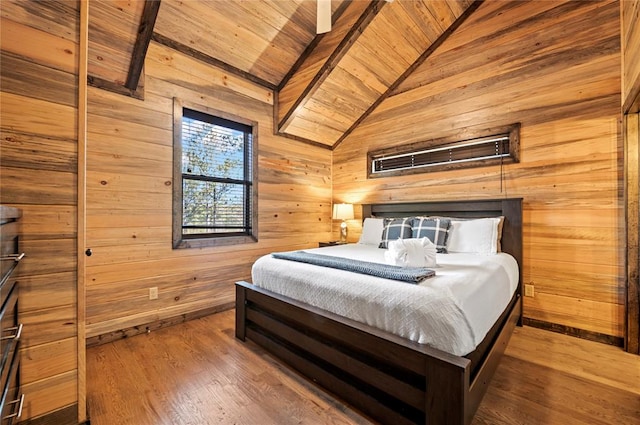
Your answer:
[172,98,258,249]
[367,123,520,179]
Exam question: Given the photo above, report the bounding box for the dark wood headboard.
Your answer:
[363,198,523,295]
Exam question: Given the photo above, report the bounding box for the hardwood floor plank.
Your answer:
[87,310,640,425]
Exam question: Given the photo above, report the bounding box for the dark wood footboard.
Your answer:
[236,281,521,425]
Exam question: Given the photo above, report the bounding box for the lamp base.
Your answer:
[339,220,348,243]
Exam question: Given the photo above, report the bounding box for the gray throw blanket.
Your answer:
[271,251,434,284]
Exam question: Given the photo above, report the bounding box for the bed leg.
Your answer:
[235,282,247,341]
[425,358,467,425]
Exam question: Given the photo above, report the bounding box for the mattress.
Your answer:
[251,244,519,356]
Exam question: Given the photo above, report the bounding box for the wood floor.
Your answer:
[86,309,640,425]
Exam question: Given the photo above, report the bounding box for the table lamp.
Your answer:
[332,203,354,243]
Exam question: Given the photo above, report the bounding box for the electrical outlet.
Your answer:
[149,287,158,300]
[524,284,534,297]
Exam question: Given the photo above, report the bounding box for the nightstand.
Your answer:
[318,241,347,247]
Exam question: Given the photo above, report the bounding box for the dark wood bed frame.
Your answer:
[236,198,523,425]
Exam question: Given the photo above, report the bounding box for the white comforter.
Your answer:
[251,244,519,356]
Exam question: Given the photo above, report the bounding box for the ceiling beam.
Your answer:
[125,0,161,90]
[277,0,351,92]
[274,131,333,150]
[331,0,485,150]
[624,77,640,114]
[277,0,388,134]
[89,75,144,100]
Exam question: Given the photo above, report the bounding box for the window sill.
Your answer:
[173,234,258,249]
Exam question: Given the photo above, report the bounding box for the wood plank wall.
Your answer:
[333,0,625,339]
[84,41,332,339]
[87,0,143,86]
[0,0,632,421]
[0,1,79,421]
[625,113,639,354]
[622,0,640,111]
[622,0,640,353]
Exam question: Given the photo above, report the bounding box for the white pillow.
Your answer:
[358,218,385,245]
[446,217,502,254]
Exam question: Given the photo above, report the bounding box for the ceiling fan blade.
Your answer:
[317,0,331,34]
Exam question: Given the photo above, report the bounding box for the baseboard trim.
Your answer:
[86,309,624,349]
[522,317,624,347]
[19,404,80,425]
[86,302,235,347]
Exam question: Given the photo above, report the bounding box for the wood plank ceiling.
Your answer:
[88,0,478,149]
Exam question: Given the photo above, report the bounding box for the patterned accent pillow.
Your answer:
[411,217,451,253]
[379,217,413,249]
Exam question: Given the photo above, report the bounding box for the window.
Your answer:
[173,99,258,248]
[368,123,520,178]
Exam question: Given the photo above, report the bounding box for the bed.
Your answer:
[235,198,523,425]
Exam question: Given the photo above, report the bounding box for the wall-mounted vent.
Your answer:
[368,123,520,178]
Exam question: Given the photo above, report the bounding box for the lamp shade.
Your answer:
[332,203,354,220]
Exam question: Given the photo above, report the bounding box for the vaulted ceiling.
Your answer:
[88,0,479,149]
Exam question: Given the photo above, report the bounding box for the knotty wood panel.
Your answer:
[0,17,77,74]
[625,113,640,354]
[622,1,640,352]
[277,0,474,147]
[0,51,77,107]
[20,338,77,384]
[333,0,624,338]
[622,0,640,112]
[11,205,76,240]
[0,0,78,42]
[1,167,76,206]
[19,272,76,312]
[153,0,345,87]
[145,43,274,105]
[85,40,332,338]
[277,1,371,126]
[1,92,76,140]
[20,370,78,421]
[88,0,144,85]
[0,131,77,174]
[0,4,80,421]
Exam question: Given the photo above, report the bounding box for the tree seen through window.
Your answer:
[181,108,252,237]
